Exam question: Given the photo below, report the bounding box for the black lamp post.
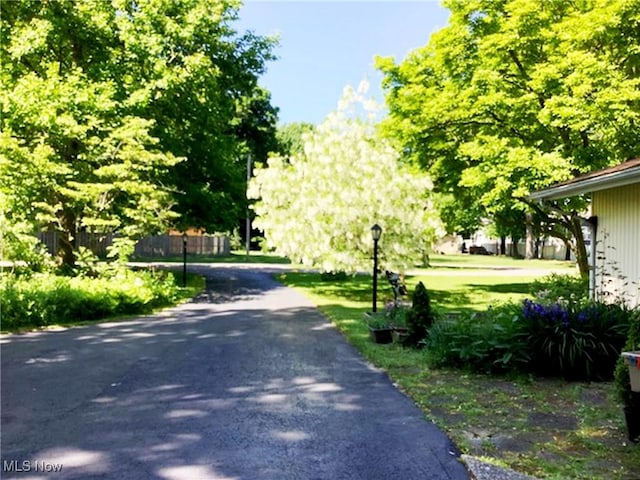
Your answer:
[371,224,382,313]
[182,232,188,288]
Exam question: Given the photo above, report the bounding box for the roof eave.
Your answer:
[529,168,640,201]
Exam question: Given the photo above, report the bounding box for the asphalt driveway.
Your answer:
[1,265,469,480]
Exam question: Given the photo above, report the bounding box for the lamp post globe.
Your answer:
[371,224,382,241]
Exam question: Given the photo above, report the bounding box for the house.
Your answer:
[530,158,640,308]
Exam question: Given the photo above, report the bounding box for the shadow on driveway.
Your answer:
[1,266,468,480]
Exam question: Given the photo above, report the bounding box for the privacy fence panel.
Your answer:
[37,232,229,258]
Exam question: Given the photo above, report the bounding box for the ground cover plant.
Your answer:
[280,256,640,479]
[0,267,203,332]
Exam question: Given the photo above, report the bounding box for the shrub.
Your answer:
[0,268,180,331]
[531,273,588,306]
[424,297,630,380]
[405,281,435,347]
[522,299,630,381]
[425,303,530,373]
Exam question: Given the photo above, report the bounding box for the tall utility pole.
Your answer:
[246,154,252,260]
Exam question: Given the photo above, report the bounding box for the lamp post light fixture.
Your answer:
[371,224,382,313]
[182,232,188,288]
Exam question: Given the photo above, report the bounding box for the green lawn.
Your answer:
[409,272,539,311]
[284,256,570,313]
[427,252,576,270]
[279,262,640,480]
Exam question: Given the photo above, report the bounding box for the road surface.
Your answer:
[1,265,469,480]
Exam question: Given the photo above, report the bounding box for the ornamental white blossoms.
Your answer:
[248,82,444,273]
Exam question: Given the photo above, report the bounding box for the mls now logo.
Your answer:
[3,460,63,473]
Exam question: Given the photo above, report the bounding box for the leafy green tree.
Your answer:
[248,83,444,273]
[1,0,277,267]
[435,192,484,240]
[275,122,315,157]
[378,0,640,275]
[1,17,180,266]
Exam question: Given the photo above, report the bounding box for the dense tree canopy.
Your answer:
[274,122,315,157]
[248,83,443,273]
[378,0,640,273]
[0,0,277,266]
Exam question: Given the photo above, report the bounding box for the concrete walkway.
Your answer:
[1,265,469,479]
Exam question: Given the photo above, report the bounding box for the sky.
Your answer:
[236,1,450,125]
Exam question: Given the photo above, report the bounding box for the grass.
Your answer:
[280,271,546,314]
[427,253,576,270]
[410,273,537,311]
[279,260,640,480]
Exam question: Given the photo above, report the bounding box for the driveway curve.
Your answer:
[1,265,469,480]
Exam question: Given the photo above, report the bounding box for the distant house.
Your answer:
[530,158,640,308]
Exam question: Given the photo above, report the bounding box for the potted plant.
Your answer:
[615,309,640,442]
[363,311,393,344]
[384,298,410,343]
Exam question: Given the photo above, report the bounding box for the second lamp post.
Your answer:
[182,232,188,288]
[371,224,382,313]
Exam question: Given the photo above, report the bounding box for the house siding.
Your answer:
[593,184,640,307]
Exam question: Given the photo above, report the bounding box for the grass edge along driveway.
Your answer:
[279,257,640,480]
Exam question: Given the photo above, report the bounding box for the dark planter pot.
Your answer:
[624,406,640,443]
[369,327,393,344]
[392,327,409,344]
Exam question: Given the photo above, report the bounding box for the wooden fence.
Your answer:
[38,231,113,258]
[134,234,230,257]
[37,232,230,258]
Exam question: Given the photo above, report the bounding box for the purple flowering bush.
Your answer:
[424,273,632,380]
[522,299,631,381]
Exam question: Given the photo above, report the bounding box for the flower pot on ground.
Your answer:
[363,312,393,344]
[369,326,393,344]
[622,352,640,392]
[615,310,640,442]
[624,406,640,443]
[392,327,409,344]
[383,297,411,344]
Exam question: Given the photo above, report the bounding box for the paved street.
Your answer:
[1,265,469,480]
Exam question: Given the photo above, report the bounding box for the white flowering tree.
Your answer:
[248,82,443,273]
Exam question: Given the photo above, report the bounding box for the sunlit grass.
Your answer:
[427,253,577,270]
[283,267,548,313]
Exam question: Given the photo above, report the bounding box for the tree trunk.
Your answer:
[57,209,77,269]
[500,236,506,255]
[525,212,535,259]
[570,215,590,279]
[524,200,589,275]
[510,237,519,257]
